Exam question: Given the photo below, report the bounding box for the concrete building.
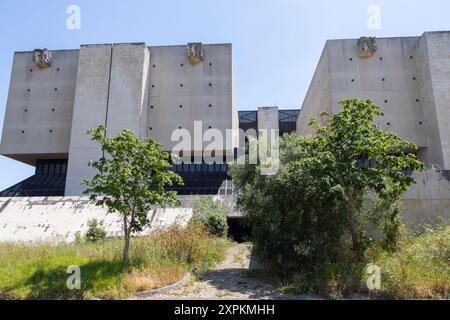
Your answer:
[297,31,450,170]
[0,42,298,197]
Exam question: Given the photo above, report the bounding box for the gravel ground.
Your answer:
[144,243,322,300]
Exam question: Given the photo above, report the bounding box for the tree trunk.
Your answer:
[122,216,130,265]
[347,189,360,254]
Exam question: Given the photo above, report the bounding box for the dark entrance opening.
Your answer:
[227,217,251,243]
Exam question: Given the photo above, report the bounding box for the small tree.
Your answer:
[82,126,183,264]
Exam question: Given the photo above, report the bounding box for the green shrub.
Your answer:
[192,196,229,238]
[84,218,107,243]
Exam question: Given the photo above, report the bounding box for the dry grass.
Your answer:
[0,223,230,299]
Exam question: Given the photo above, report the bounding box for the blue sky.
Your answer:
[1,0,450,191]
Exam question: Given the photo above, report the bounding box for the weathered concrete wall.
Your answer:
[0,196,192,243]
[147,44,236,156]
[297,46,331,135]
[0,43,237,195]
[0,50,79,164]
[417,32,450,169]
[107,43,150,138]
[402,170,450,228]
[297,32,450,169]
[65,45,112,196]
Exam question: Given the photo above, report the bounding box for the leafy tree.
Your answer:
[192,196,229,238]
[82,126,183,264]
[230,99,424,277]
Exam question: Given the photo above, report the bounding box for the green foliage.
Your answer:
[82,126,183,263]
[230,98,425,278]
[192,196,229,238]
[84,219,107,243]
[371,224,450,299]
[0,224,230,299]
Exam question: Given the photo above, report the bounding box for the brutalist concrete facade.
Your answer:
[0,42,239,196]
[297,31,450,170]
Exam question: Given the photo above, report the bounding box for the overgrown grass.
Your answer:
[279,225,450,299]
[0,223,230,300]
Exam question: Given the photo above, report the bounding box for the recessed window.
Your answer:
[384,100,388,103]
[379,57,383,60]
[382,78,385,82]
[27,89,31,92]
[57,67,60,71]
[30,69,33,72]
[413,77,416,80]
[21,130,25,134]
[24,109,28,112]
[209,83,212,87]
[150,105,154,109]
[419,121,423,125]
[178,126,182,129]
[208,126,212,129]
[149,127,153,131]
[49,130,53,133]
[387,122,391,126]
[410,56,414,59]
[152,85,155,88]
[51,108,55,112]
[152,64,156,68]
[349,58,353,61]
[209,104,212,107]
[179,105,183,108]
[351,79,355,82]
[54,88,58,91]
[416,99,420,102]
[181,63,184,67]
[209,62,212,66]
[180,84,183,87]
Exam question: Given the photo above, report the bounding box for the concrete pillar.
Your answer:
[65,43,150,196]
[257,106,279,133]
[417,32,450,169]
[65,44,112,196]
[106,43,150,138]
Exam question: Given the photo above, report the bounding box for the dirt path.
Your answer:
[147,243,320,300]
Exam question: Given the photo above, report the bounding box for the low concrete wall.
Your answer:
[0,196,192,243]
[401,170,450,228]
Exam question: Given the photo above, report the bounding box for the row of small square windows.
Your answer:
[29,67,61,72]
[26,88,60,92]
[386,121,423,126]
[349,56,414,61]
[349,76,417,82]
[151,82,214,88]
[152,62,213,68]
[150,104,214,109]
[23,108,56,112]
[20,129,55,133]
[148,126,213,131]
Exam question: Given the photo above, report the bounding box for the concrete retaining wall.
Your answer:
[0,196,192,243]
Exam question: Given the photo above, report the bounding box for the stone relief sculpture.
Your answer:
[357,37,377,58]
[187,42,204,64]
[32,48,52,69]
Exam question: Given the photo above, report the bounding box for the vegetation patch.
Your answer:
[279,225,450,299]
[0,223,230,300]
